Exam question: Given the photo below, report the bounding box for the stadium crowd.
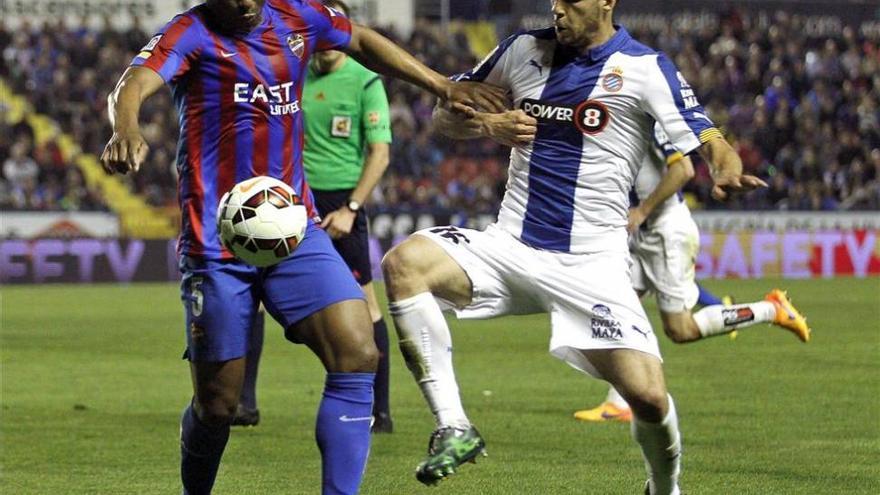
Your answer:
[0,9,878,213]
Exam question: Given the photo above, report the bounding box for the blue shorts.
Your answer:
[179,222,364,362]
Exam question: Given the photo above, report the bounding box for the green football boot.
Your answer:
[415,425,487,485]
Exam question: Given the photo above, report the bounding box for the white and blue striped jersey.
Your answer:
[456,27,720,253]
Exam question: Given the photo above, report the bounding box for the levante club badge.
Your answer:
[287,34,305,58]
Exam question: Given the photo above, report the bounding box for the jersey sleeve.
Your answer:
[130,14,202,84]
[361,75,392,144]
[652,123,684,165]
[307,0,352,52]
[451,33,519,87]
[641,52,722,155]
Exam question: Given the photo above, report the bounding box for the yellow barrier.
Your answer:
[1,79,177,238]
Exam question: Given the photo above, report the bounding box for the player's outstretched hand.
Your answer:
[101,131,149,175]
[711,174,767,201]
[443,81,508,115]
[479,110,537,147]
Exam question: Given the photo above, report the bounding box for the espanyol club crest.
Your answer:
[287,34,305,58]
[601,67,624,92]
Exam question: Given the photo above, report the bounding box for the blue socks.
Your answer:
[316,372,375,495]
[696,284,723,307]
[240,310,265,410]
[372,319,391,417]
[180,403,230,495]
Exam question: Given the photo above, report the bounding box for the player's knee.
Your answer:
[332,317,380,373]
[335,339,379,373]
[381,238,428,295]
[194,394,238,427]
[625,387,669,423]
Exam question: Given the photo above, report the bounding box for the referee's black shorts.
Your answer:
[312,189,372,285]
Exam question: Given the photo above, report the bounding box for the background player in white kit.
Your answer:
[575,124,811,423]
[381,1,766,493]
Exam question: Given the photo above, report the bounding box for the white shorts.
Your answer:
[415,224,661,379]
[630,204,700,313]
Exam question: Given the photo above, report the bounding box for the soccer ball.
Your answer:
[217,176,308,267]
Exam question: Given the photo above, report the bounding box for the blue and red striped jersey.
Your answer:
[131,0,352,259]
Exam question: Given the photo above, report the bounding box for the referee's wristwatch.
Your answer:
[346,199,361,212]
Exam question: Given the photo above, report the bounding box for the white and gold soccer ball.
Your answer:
[217,176,308,267]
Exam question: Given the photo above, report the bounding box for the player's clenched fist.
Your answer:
[101,131,149,175]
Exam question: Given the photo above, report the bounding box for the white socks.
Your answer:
[388,292,470,429]
[693,301,777,338]
[606,386,630,409]
[632,395,682,495]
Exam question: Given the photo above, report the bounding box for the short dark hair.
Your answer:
[323,0,350,17]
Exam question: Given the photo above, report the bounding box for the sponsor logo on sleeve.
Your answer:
[676,71,699,109]
[136,34,162,59]
[143,34,162,51]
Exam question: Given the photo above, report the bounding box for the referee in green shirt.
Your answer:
[233,0,395,433]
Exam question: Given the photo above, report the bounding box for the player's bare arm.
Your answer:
[321,141,390,239]
[101,66,164,175]
[346,24,507,113]
[432,106,537,147]
[628,156,694,233]
[698,137,768,200]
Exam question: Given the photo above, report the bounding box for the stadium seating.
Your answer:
[1,10,877,214]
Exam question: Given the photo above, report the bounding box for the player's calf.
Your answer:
[182,359,246,494]
[293,301,378,494]
[582,349,681,494]
[691,290,811,342]
[585,349,669,422]
[659,311,703,344]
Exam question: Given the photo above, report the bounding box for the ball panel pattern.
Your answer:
[216,176,308,267]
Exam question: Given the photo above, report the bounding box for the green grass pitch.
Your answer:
[2,278,878,494]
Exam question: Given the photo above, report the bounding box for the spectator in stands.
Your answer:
[3,140,39,189]
[1,10,877,213]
